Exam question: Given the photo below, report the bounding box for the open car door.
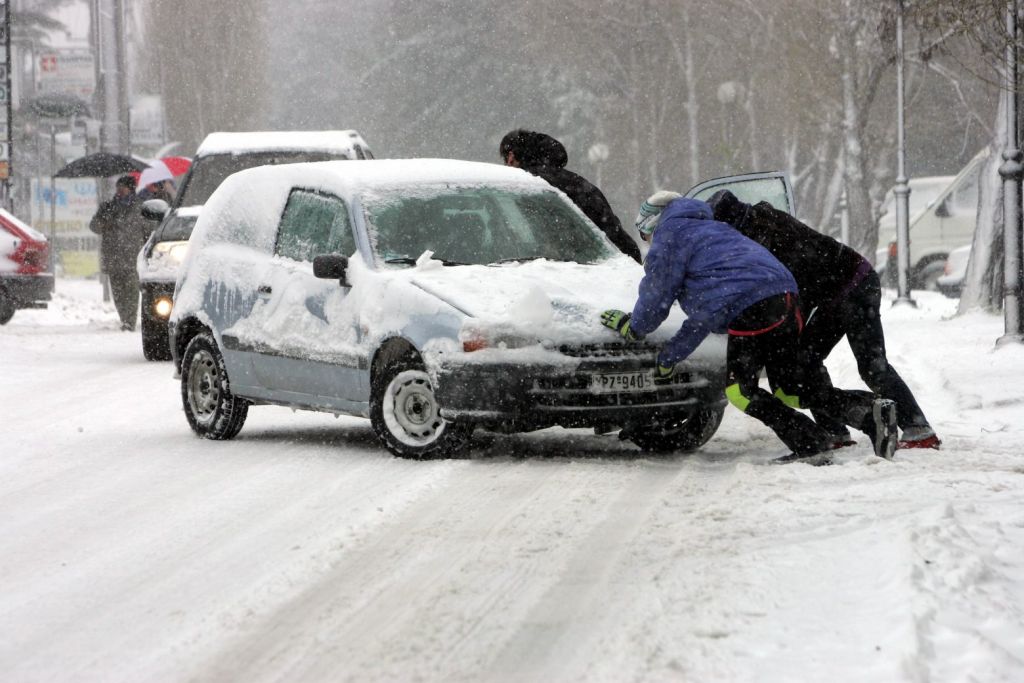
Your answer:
[686,171,796,216]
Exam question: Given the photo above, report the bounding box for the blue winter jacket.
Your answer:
[629,197,797,366]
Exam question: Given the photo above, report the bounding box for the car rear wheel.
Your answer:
[626,405,725,453]
[914,259,947,291]
[370,356,471,459]
[181,331,248,440]
[0,288,14,325]
[141,315,172,361]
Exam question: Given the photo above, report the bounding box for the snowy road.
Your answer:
[1,280,1023,682]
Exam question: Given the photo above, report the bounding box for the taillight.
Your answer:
[888,241,898,258]
[11,240,49,275]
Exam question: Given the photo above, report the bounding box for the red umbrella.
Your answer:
[129,156,192,185]
[160,156,192,177]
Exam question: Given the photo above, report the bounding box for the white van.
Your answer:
[878,148,986,289]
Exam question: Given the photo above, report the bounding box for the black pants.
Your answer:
[107,268,139,330]
[801,270,929,433]
[726,293,875,456]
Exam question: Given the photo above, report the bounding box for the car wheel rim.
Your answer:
[187,349,220,425]
[383,369,445,446]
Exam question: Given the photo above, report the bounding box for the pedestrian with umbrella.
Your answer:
[88,175,150,330]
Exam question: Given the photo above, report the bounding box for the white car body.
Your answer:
[170,159,793,458]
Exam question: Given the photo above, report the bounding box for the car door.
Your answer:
[685,171,796,215]
[246,188,365,407]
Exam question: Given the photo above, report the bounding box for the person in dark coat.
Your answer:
[708,189,940,450]
[90,175,149,331]
[500,129,642,263]
[600,192,900,463]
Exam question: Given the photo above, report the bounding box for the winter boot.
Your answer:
[771,450,835,467]
[867,399,898,460]
[898,425,941,450]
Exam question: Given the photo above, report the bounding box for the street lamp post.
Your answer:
[893,0,916,307]
[999,0,1024,345]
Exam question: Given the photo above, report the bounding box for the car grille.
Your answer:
[557,341,661,358]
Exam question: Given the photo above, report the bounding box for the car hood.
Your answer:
[400,255,696,348]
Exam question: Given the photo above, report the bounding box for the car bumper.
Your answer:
[1,273,54,307]
[434,350,727,431]
[140,281,176,322]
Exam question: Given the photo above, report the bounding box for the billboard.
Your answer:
[37,50,95,100]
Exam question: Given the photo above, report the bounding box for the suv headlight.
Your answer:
[152,240,189,266]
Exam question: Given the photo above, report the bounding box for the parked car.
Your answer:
[936,243,972,298]
[137,129,374,360]
[0,208,53,325]
[170,159,795,458]
[878,149,986,289]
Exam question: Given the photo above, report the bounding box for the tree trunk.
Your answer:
[959,96,1007,314]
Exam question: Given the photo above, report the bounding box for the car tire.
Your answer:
[914,259,947,292]
[141,315,173,361]
[0,288,14,325]
[627,405,725,453]
[370,355,471,459]
[181,331,248,440]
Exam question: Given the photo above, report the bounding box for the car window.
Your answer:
[690,176,792,214]
[276,189,353,262]
[950,164,980,214]
[363,186,615,266]
[176,151,346,208]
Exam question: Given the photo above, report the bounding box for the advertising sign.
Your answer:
[37,49,96,100]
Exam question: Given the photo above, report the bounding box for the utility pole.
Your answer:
[893,0,916,307]
[999,0,1024,345]
[95,0,129,153]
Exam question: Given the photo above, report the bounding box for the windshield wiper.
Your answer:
[384,256,469,267]
[490,256,545,264]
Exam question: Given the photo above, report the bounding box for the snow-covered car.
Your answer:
[169,159,793,459]
[137,129,374,360]
[0,208,53,325]
[936,243,972,298]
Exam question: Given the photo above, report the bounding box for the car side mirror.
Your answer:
[934,197,950,218]
[141,198,169,222]
[313,254,350,287]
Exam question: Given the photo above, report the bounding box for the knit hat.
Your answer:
[635,190,682,237]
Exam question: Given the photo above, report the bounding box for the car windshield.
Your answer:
[363,185,615,266]
[175,151,346,207]
[155,212,198,242]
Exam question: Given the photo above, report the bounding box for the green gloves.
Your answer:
[654,361,676,385]
[601,309,639,341]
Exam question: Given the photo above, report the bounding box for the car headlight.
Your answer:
[459,323,540,352]
[152,240,189,266]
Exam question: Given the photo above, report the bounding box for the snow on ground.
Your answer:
[1,278,1023,682]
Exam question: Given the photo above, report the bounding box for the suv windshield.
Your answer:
[155,212,198,242]
[175,151,345,207]
[364,186,615,266]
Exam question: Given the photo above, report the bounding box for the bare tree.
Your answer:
[136,0,269,152]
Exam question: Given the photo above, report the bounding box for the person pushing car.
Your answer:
[600,191,899,463]
[707,189,940,451]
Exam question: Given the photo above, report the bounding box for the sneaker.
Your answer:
[871,399,898,460]
[898,434,941,450]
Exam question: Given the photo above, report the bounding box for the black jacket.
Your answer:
[710,190,869,315]
[89,194,149,274]
[511,132,642,263]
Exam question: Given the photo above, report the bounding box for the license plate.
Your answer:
[591,370,657,393]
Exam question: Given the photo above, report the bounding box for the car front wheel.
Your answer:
[370,357,471,459]
[626,405,725,453]
[0,288,14,325]
[181,331,248,440]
